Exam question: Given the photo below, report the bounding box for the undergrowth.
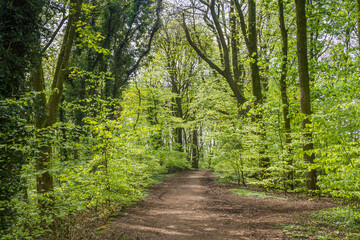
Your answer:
[283,206,360,239]
[231,189,289,201]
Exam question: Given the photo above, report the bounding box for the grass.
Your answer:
[149,172,176,185]
[283,206,360,239]
[231,188,289,201]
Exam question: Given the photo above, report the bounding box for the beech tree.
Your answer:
[278,0,293,187]
[31,0,83,209]
[294,0,317,190]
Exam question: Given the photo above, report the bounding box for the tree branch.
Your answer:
[234,0,250,50]
[126,0,163,76]
[181,14,225,77]
[43,15,68,52]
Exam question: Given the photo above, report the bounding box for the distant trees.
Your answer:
[178,0,359,194]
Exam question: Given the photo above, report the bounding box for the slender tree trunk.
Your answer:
[174,128,183,152]
[31,59,54,209]
[171,82,183,152]
[295,0,317,190]
[191,129,199,169]
[278,0,294,188]
[230,0,241,90]
[59,96,68,162]
[248,0,269,170]
[248,0,262,104]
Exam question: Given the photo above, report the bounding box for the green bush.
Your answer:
[158,151,190,172]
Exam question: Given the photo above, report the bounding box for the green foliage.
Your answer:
[3,0,360,238]
[231,189,288,201]
[157,151,190,172]
[283,206,360,239]
[0,0,42,97]
[211,117,263,186]
[0,97,32,233]
[314,206,360,229]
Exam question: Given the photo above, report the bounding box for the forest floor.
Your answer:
[97,170,336,240]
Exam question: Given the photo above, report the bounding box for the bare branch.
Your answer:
[43,15,68,52]
[181,13,225,77]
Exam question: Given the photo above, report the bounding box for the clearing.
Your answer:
[98,170,334,240]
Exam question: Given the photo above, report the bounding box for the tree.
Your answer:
[0,0,43,98]
[112,0,163,98]
[152,16,204,166]
[278,0,293,187]
[0,0,43,231]
[294,0,317,190]
[182,0,247,110]
[31,0,83,209]
[234,0,263,105]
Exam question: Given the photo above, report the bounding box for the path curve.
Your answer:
[98,170,333,240]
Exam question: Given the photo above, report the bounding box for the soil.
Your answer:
[97,170,335,240]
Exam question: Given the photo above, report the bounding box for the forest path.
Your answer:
[98,170,333,240]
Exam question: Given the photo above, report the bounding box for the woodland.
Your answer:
[0,0,360,239]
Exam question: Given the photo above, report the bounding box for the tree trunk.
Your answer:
[59,96,68,162]
[278,0,293,188]
[31,0,83,210]
[47,0,82,127]
[248,0,263,105]
[247,0,269,170]
[295,0,317,190]
[230,0,241,91]
[191,129,199,169]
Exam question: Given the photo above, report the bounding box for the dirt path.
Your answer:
[98,170,334,240]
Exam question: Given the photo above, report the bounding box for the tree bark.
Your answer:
[47,0,82,127]
[230,0,242,94]
[234,0,269,170]
[278,0,293,189]
[248,0,263,104]
[191,129,199,169]
[295,0,317,190]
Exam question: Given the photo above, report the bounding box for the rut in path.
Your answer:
[98,170,333,240]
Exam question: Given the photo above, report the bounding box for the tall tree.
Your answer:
[278,0,293,187]
[31,0,83,209]
[0,0,42,97]
[294,0,317,190]
[234,0,269,169]
[234,0,263,105]
[191,128,199,168]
